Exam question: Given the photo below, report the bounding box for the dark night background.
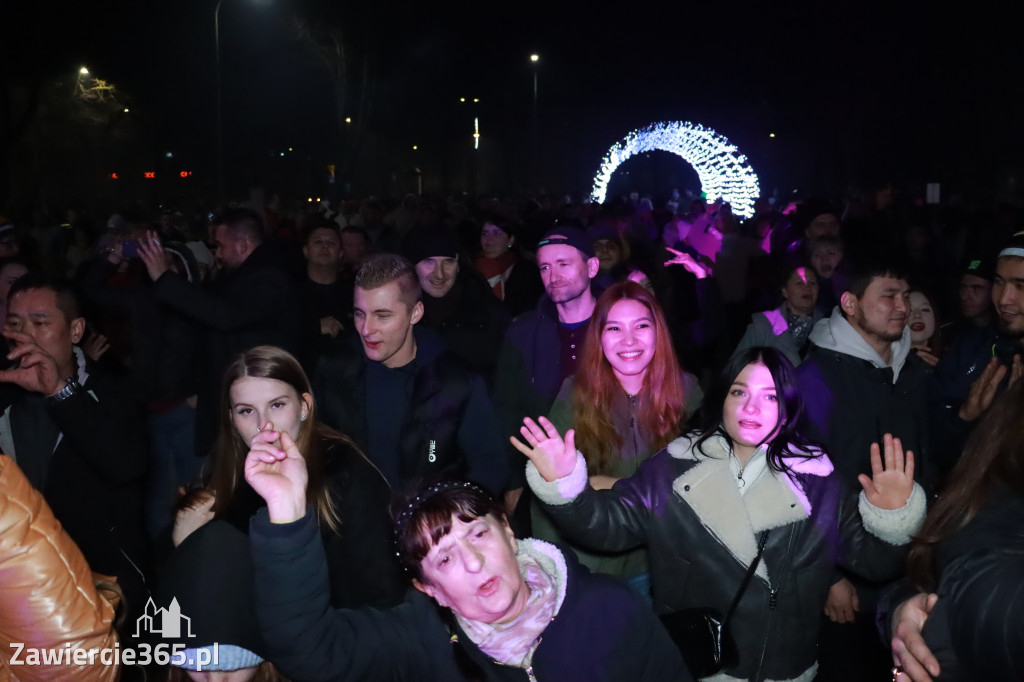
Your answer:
[1,0,1020,214]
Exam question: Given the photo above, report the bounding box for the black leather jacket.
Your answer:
[532,435,924,682]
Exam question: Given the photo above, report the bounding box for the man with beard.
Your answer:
[493,226,600,529]
[794,257,932,682]
[494,226,601,431]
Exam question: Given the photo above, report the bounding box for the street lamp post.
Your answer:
[529,54,539,191]
[214,0,225,202]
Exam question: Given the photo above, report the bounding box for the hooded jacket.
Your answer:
[795,308,932,488]
[732,305,824,367]
[530,434,925,682]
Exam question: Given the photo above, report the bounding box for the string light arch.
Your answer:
[590,121,760,218]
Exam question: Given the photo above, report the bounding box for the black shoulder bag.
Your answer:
[659,530,770,678]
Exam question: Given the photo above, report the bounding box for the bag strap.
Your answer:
[722,530,769,627]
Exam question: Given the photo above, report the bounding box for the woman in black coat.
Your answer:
[172,345,405,609]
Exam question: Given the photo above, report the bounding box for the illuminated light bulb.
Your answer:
[589,121,761,218]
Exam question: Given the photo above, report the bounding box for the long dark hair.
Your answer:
[694,346,820,472]
[908,382,1024,591]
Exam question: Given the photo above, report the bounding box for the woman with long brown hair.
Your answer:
[173,345,405,609]
[533,281,702,593]
[892,381,1024,681]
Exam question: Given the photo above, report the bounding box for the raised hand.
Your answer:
[858,434,915,510]
[510,416,576,482]
[663,247,709,279]
[137,230,169,281]
[958,356,1007,421]
[320,316,344,338]
[911,345,939,368]
[244,424,308,523]
[82,330,111,362]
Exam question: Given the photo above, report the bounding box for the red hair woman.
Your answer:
[533,281,703,594]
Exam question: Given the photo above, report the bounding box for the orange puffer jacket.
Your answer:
[0,455,120,682]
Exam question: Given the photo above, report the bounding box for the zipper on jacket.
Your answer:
[755,525,796,682]
[628,394,642,475]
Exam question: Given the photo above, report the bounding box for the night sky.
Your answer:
[6,0,1021,202]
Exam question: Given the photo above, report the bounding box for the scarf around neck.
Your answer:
[455,538,566,669]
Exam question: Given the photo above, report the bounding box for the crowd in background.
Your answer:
[0,181,1020,682]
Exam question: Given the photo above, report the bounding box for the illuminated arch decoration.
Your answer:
[590,121,760,219]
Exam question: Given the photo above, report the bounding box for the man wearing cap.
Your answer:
[493,226,600,525]
[931,237,1024,475]
[950,257,995,336]
[403,225,510,386]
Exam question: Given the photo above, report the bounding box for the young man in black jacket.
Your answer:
[314,253,508,497]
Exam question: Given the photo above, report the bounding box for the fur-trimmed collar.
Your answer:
[516,538,568,616]
[667,434,832,582]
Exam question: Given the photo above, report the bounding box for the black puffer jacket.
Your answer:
[531,434,925,682]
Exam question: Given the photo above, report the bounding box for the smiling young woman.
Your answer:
[534,282,702,593]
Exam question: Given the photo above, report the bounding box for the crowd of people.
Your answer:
[0,186,1021,681]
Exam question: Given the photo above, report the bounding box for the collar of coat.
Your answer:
[666,434,832,582]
